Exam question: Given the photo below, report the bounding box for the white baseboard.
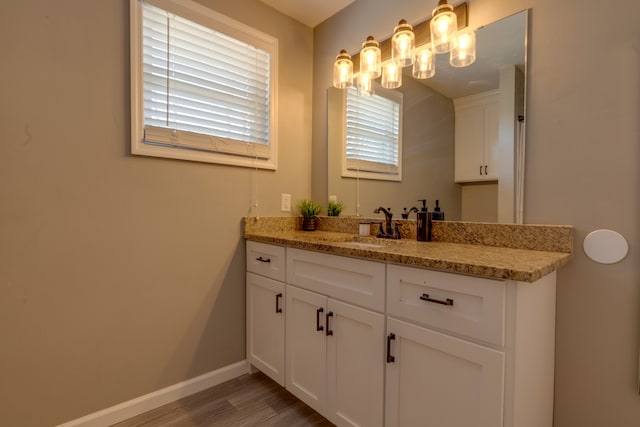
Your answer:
[57,360,249,427]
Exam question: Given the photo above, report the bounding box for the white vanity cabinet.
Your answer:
[286,248,385,427]
[246,241,286,386]
[246,240,558,427]
[454,90,499,182]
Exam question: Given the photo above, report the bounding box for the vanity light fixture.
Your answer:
[360,36,382,79]
[333,50,353,88]
[332,1,473,90]
[392,19,415,67]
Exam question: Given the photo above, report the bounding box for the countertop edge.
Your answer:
[244,232,572,283]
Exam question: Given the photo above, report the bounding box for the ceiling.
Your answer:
[260,0,356,27]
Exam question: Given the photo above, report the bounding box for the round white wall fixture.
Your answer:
[583,229,629,264]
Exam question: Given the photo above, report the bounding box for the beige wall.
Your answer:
[461,182,498,222]
[0,0,312,425]
[314,0,640,426]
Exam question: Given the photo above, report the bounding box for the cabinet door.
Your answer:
[326,299,384,427]
[385,317,505,427]
[246,273,285,386]
[483,101,499,180]
[454,106,486,182]
[285,285,327,415]
[454,91,499,183]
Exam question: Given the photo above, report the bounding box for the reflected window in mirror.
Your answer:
[343,85,403,181]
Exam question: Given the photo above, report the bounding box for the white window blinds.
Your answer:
[345,86,402,176]
[136,0,276,163]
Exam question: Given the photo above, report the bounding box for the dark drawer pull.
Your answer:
[420,293,454,306]
[275,293,283,313]
[326,311,334,336]
[316,307,324,331]
[387,333,396,363]
[256,256,271,263]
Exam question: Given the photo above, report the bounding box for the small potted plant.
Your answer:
[296,199,322,231]
[327,200,344,217]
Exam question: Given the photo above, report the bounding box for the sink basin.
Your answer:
[336,236,406,249]
[340,241,388,249]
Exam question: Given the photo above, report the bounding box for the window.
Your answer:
[343,85,402,181]
[130,0,278,169]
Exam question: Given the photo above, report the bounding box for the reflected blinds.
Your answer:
[345,86,401,175]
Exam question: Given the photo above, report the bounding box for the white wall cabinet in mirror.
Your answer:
[454,90,499,183]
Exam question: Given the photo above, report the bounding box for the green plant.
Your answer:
[296,199,322,219]
[327,200,344,217]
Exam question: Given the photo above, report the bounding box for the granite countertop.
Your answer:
[243,218,573,283]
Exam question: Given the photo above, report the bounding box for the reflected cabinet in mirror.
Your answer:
[327,10,528,223]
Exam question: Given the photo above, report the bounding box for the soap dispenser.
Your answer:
[432,199,445,221]
[416,199,432,242]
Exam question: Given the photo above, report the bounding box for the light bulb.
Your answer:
[333,49,353,89]
[438,18,451,34]
[382,61,402,89]
[450,30,476,67]
[360,36,381,79]
[392,20,415,67]
[358,74,374,96]
[430,1,457,54]
[413,47,435,79]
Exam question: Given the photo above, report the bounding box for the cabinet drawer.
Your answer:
[387,264,505,346]
[246,241,286,282]
[287,248,385,312]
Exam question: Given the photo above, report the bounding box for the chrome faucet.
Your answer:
[373,207,400,239]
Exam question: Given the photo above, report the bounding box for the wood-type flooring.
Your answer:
[112,372,334,426]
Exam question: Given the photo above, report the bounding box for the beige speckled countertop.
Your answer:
[242,217,573,283]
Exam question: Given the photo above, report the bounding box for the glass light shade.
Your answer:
[357,73,374,96]
[412,47,435,79]
[430,1,457,54]
[381,62,402,89]
[360,36,382,79]
[392,20,415,67]
[450,31,476,67]
[333,50,353,88]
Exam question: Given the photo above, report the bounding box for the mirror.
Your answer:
[328,10,528,223]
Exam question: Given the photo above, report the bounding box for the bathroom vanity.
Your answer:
[244,217,572,427]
